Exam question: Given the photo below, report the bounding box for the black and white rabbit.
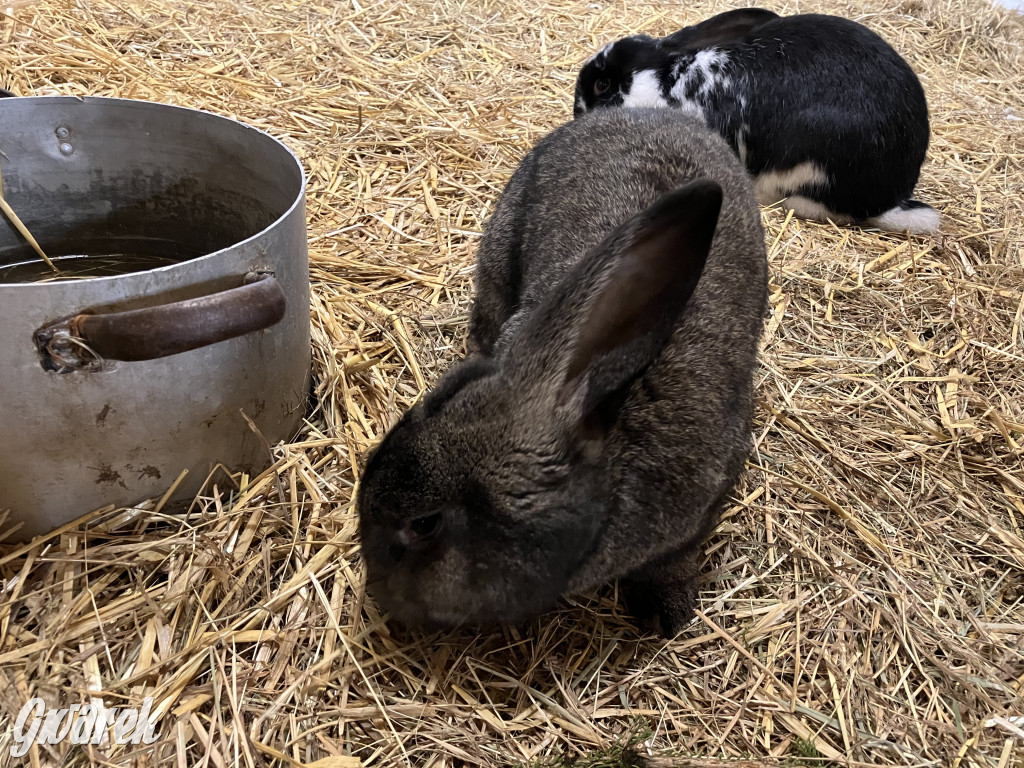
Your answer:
[574,9,939,234]
[356,108,768,637]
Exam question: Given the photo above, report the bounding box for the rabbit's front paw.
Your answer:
[622,547,701,638]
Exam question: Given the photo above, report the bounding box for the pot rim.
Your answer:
[0,95,307,290]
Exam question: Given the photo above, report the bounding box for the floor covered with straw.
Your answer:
[1,0,1023,765]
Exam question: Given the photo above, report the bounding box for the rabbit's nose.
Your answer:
[388,543,405,563]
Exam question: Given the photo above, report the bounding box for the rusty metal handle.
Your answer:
[36,272,286,370]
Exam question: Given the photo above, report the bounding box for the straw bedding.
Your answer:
[1,0,1022,765]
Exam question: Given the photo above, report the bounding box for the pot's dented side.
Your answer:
[0,97,311,540]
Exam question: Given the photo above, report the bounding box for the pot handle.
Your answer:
[35,271,286,371]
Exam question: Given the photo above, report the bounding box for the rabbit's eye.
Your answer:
[593,77,611,96]
[394,512,444,552]
[410,512,442,537]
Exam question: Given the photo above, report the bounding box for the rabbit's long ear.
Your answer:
[508,179,722,441]
[661,8,779,51]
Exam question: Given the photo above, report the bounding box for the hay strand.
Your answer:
[0,193,59,274]
[0,0,1022,766]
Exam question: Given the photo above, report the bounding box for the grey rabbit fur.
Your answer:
[574,8,939,235]
[357,108,768,637]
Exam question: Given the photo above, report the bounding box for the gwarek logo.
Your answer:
[11,697,160,757]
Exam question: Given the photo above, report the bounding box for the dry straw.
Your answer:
[1,0,1022,766]
[0,165,59,273]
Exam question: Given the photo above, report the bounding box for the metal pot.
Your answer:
[0,97,310,540]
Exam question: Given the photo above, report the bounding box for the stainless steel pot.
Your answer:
[0,97,310,540]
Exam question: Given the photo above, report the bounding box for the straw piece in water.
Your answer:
[0,193,60,274]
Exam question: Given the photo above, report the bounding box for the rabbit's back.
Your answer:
[730,15,928,169]
[471,108,766,353]
[470,109,769,588]
[709,14,929,219]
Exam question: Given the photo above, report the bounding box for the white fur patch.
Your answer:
[675,98,705,121]
[753,162,829,206]
[622,69,668,109]
[736,126,748,165]
[575,94,586,113]
[669,48,732,120]
[780,195,853,226]
[867,205,941,235]
[692,49,732,94]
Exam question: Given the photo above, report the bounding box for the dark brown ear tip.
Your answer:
[676,177,723,201]
[646,178,724,228]
[683,178,724,206]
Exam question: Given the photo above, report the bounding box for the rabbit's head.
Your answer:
[574,9,780,118]
[573,35,665,117]
[357,179,724,630]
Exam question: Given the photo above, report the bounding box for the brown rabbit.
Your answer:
[357,108,768,636]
